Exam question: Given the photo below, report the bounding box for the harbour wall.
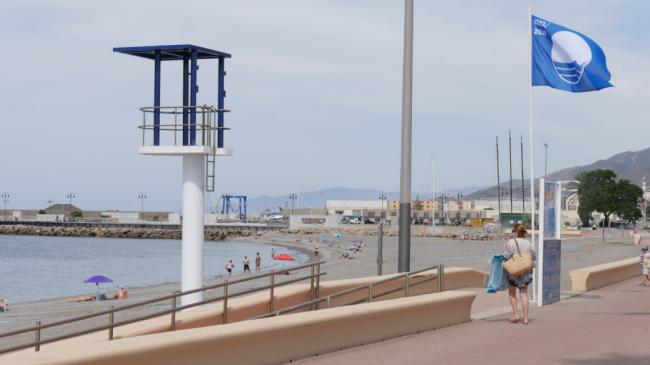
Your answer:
[0,222,286,240]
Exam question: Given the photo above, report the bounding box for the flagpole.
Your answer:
[528,3,539,306]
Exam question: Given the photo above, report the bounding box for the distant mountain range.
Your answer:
[466,147,650,200]
[247,147,650,211]
[247,186,486,213]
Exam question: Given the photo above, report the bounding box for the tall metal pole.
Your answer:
[1,193,9,221]
[377,222,383,275]
[508,130,512,214]
[66,193,75,218]
[528,4,538,305]
[521,135,525,212]
[496,137,501,228]
[457,192,460,224]
[398,0,414,273]
[432,159,435,227]
[378,193,387,224]
[543,143,548,178]
[138,193,147,221]
[642,176,648,228]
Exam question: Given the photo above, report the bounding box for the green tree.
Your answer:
[576,169,643,240]
[70,211,83,218]
[576,169,617,226]
[614,179,643,222]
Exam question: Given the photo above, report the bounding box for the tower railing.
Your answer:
[139,106,230,148]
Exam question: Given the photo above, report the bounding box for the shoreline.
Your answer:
[2,233,316,306]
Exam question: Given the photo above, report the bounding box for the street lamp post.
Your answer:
[288,193,297,215]
[138,193,148,221]
[440,193,446,225]
[642,176,648,228]
[378,193,387,224]
[1,193,9,221]
[65,193,76,219]
[398,0,414,273]
[457,192,463,225]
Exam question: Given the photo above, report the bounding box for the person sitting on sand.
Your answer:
[114,286,129,299]
[0,298,8,312]
[70,295,95,302]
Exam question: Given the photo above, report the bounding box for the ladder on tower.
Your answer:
[206,151,216,192]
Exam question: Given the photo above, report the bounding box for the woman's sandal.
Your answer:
[509,317,520,323]
[522,320,529,325]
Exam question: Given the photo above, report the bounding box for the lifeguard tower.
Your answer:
[114,45,232,305]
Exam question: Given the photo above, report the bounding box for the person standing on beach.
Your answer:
[255,252,261,272]
[243,256,251,273]
[271,248,276,258]
[226,260,235,277]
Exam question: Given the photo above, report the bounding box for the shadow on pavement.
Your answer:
[561,353,648,365]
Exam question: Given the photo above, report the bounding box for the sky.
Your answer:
[1,0,649,212]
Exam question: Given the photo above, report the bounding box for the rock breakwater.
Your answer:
[0,224,251,241]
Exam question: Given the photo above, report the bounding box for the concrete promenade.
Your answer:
[294,278,650,365]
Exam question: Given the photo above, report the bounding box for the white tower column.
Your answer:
[181,154,205,305]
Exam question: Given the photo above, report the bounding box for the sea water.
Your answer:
[0,235,308,303]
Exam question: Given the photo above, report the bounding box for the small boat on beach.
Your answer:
[273,253,295,261]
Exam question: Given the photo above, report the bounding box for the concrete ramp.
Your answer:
[2,291,476,365]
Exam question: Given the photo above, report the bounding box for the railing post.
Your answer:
[171,291,178,331]
[35,321,41,352]
[326,296,331,309]
[310,264,315,310]
[201,107,206,146]
[439,264,445,292]
[270,270,275,312]
[174,108,178,146]
[315,262,321,309]
[368,283,374,302]
[223,280,229,324]
[142,111,146,146]
[108,305,114,340]
[405,274,410,297]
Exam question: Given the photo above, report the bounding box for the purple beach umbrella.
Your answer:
[84,275,113,300]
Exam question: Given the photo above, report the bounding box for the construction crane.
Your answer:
[218,194,247,220]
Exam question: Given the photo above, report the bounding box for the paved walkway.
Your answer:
[294,278,650,365]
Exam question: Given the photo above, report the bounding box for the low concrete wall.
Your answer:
[3,291,476,365]
[570,257,639,292]
[116,266,484,338]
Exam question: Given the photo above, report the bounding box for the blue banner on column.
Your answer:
[542,239,561,305]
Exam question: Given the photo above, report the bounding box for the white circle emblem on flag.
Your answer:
[550,31,592,85]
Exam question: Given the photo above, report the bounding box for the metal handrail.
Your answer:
[252,264,445,319]
[137,124,230,131]
[0,261,324,354]
[139,105,231,114]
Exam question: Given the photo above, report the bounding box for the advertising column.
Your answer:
[537,179,562,306]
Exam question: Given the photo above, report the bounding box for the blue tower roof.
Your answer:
[113,44,231,60]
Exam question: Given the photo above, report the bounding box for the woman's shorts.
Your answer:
[507,276,532,289]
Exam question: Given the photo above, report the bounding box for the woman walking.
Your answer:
[504,223,535,325]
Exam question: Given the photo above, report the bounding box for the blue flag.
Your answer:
[532,15,612,92]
